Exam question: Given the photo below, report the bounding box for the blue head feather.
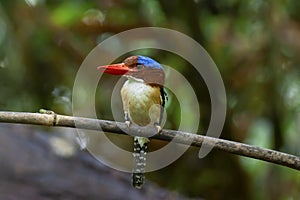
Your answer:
[137,56,163,69]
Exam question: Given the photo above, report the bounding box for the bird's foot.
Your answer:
[125,120,131,128]
[154,123,162,134]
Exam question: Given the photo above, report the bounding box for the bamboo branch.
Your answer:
[0,111,299,171]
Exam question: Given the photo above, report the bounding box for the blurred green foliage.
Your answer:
[0,0,300,199]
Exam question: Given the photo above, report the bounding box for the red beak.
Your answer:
[97,63,134,75]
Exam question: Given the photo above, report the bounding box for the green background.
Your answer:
[0,0,300,199]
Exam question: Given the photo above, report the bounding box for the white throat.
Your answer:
[124,75,144,83]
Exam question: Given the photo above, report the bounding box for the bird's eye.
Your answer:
[136,64,143,69]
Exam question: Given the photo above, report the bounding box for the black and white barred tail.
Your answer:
[132,136,148,189]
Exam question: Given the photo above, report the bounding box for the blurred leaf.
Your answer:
[50,2,89,26]
[105,6,139,26]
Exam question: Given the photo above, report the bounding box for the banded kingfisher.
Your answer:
[98,55,167,189]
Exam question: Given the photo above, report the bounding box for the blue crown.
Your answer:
[137,56,163,69]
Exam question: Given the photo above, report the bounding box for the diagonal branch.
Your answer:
[0,111,299,171]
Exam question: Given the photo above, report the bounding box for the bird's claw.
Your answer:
[155,124,162,134]
[125,120,131,128]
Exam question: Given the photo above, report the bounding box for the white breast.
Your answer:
[121,79,162,126]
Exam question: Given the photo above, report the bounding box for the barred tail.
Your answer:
[132,136,148,189]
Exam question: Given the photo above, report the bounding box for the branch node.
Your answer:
[39,109,57,126]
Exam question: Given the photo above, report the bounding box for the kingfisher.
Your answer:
[98,55,167,189]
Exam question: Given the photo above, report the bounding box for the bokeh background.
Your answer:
[0,0,300,199]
